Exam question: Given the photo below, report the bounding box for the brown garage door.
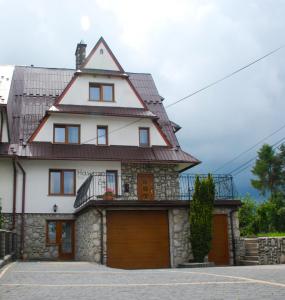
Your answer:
[107,210,170,269]
[208,214,230,265]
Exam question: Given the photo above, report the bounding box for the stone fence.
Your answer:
[239,237,285,265]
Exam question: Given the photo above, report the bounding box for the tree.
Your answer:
[251,144,282,196]
[238,194,257,236]
[189,175,215,262]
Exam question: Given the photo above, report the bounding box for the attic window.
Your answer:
[89,83,114,102]
[100,49,104,55]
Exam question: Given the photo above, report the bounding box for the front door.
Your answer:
[53,221,74,260]
[208,214,229,265]
[137,173,154,200]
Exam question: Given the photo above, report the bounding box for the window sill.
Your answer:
[88,99,116,103]
[48,194,76,197]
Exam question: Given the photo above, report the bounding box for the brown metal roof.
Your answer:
[50,104,157,119]
[3,65,200,166]
[16,142,199,165]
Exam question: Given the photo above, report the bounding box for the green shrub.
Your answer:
[189,175,215,262]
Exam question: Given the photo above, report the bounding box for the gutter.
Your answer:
[12,158,17,230]
[16,160,26,259]
[230,209,237,266]
[0,109,3,142]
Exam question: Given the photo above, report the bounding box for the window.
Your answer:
[106,170,118,195]
[54,125,80,144]
[97,126,108,145]
[89,83,114,102]
[46,221,57,244]
[49,169,76,196]
[139,127,150,147]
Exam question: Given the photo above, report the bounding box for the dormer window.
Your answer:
[54,124,80,144]
[89,83,114,102]
[139,127,150,147]
[97,126,108,145]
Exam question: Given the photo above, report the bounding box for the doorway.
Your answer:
[47,220,75,260]
[137,173,154,200]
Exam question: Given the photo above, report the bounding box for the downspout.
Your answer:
[94,207,104,265]
[16,160,26,259]
[12,158,17,230]
[0,110,3,142]
[230,209,236,266]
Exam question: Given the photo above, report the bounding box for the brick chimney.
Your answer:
[75,41,87,70]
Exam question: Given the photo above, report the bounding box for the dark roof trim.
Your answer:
[77,69,128,78]
[81,37,124,72]
[28,115,49,143]
[48,105,157,119]
[74,199,242,215]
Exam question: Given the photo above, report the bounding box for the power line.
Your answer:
[230,137,285,177]
[214,123,285,173]
[81,44,285,145]
[165,45,285,109]
[82,118,143,144]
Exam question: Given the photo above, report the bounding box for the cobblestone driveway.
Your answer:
[1,262,285,299]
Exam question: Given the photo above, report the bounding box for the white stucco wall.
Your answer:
[13,160,122,214]
[84,42,120,71]
[34,114,167,146]
[1,111,9,142]
[60,75,144,108]
[0,158,13,212]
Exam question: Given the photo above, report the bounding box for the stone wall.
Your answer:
[75,208,106,263]
[2,213,74,260]
[121,163,179,200]
[259,238,285,264]
[239,237,285,265]
[169,208,192,267]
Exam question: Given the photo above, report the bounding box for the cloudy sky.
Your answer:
[1,0,285,199]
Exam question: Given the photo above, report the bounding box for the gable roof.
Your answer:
[3,65,200,168]
[81,37,124,72]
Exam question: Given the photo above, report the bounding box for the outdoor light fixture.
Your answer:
[53,204,58,213]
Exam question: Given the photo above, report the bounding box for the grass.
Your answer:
[256,232,285,237]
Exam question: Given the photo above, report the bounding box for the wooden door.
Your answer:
[137,173,154,200]
[58,221,75,260]
[107,210,170,269]
[208,214,229,265]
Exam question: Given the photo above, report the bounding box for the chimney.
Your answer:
[75,41,87,70]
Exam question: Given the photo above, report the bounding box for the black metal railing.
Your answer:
[74,173,236,209]
[0,230,17,260]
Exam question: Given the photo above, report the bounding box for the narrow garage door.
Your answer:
[208,214,230,265]
[107,210,170,269]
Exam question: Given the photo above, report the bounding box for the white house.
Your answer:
[0,38,241,268]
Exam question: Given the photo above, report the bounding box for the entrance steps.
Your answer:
[240,238,259,266]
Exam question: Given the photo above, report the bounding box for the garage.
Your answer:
[208,214,230,265]
[106,210,170,269]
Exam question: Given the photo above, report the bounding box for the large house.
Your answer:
[0,38,241,268]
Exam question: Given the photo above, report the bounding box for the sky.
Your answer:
[1,0,285,200]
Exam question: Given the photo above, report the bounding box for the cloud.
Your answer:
[80,16,91,31]
[1,0,285,198]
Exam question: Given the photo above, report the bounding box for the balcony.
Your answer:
[74,173,236,209]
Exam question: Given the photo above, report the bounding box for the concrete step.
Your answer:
[244,238,259,243]
[240,260,259,266]
[244,255,259,261]
[245,251,258,256]
[245,243,258,249]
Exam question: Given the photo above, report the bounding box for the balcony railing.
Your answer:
[74,173,236,209]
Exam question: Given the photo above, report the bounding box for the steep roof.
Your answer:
[2,65,200,168]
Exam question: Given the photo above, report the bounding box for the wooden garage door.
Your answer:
[107,210,170,269]
[208,214,229,265]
